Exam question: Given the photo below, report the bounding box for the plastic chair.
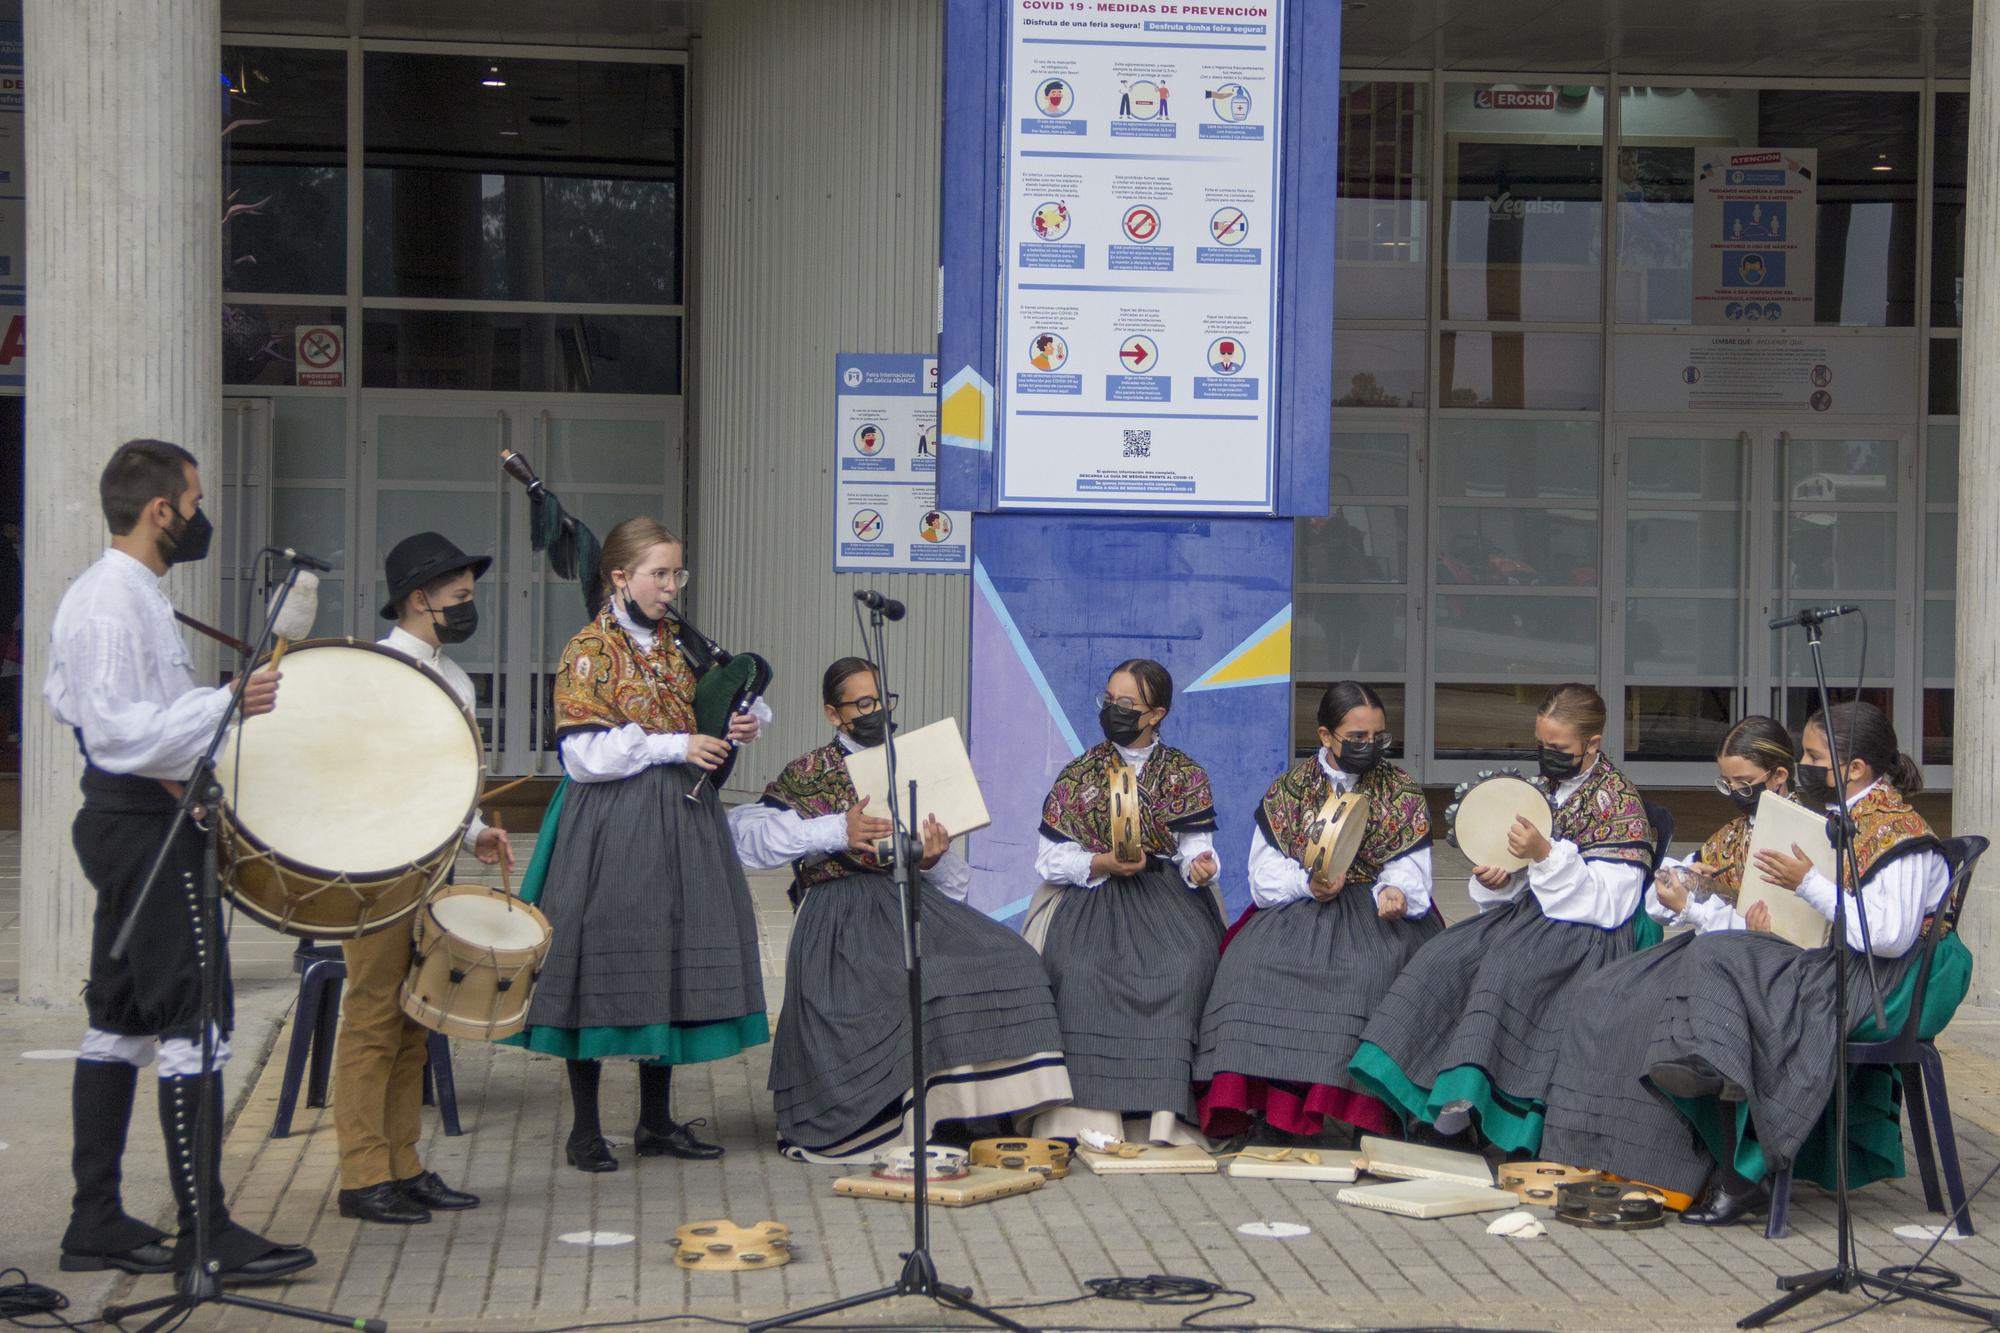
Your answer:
[270,939,461,1139]
[1642,802,1676,890]
[1764,833,1987,1239]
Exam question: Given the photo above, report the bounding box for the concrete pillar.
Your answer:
[20,0,221,1007]
[1958,0,2000,1006]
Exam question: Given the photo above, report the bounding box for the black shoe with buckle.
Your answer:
[397,1170,480,1210]
[338,1181,430,1226]
[634,1118,724,1161]
[566,1135,619,1173]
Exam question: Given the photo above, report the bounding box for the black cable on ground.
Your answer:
[0,1267,99,1332]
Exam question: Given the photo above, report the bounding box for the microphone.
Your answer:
[279,548,333,573]
[854,589,906,621]
[265,570,320,672]
[1769,604,1860,630]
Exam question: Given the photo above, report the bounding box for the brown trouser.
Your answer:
[334,923,428,1190]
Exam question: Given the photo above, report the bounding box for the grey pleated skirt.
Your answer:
[1539,932,1714,1194]
[524,762,766,1034]
[1196,886,1443,1090]
[769,871,1070,1157]
[1641,932,1919,1177]
[1038,865,1225,1122]
[1360,893,1637,1107]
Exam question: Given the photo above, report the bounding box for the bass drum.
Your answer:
[216,639,483,938]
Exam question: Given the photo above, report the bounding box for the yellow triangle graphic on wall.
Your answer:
[1184,605,1291,693]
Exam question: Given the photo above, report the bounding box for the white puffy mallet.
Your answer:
[265,570,319,672]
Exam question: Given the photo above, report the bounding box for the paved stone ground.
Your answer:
[11,833,2000,1331]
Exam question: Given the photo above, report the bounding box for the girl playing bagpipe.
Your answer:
[511,517,771,1173]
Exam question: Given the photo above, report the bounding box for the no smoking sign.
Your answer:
[1121,205,1160,244]
[294,324,345,387]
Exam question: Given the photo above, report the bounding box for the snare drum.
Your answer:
[217,640,482,938]
[1108,761,1142,863]
[1302,790,1369,885]
[1445,770,1555,872]
[400,884,552,1041]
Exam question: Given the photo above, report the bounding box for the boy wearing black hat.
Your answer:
[332,532,512,1225]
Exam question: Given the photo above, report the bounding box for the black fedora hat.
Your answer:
[381,532,492,620]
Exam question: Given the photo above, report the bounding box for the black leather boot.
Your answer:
[158,1072,317,1282]
[59,1060,173,1274]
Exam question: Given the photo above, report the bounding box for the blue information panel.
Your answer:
[831,354,969,573]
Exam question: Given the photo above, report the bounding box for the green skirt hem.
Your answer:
[499,1012,770,1064]
[1348,1043,1546,1154]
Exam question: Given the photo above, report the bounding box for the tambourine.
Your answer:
[1109,762,1142,863]
[1552,1180,1667,1231]
[670,1219,791,1271]
[871,1145,972,1181]
[1498,1161,1603,1207]
[1445,770,1555,872]
[1303,790,1369,888]
[970,1137,1072,1180]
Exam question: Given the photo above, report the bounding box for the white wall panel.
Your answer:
[692,0,964,796]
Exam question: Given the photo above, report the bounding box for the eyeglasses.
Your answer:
[1096,692,1150,712]
[1713,776,1767,797]
[633,566,691,590]
[1334,731,1394,748]
[838,693,898,715]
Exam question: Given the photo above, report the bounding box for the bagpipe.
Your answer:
[501,449,773,785]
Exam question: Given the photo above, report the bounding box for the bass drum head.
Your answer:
[218,641,481,878]
[1452,776,1553,872]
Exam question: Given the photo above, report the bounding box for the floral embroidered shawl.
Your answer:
[1039,741,1216,856]
[552,600,697,737]
[1256,756,1429,888]
[1555,754,1656,871]
[760,739,881,893]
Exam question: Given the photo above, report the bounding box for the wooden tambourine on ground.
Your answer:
[1108,762,1143,863]
[1445,770,1556,872]
[1303,790,1369,888]
[1498,1161,1602,1207]
[970,1137,1071,1180]
[671,1219,791,1271]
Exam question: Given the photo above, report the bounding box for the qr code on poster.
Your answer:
[1122,429,1152,458]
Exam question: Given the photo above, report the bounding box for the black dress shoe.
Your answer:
[567,1135,619,1173]
[59,1240,176,1275]
[1648,1057,1731,1100]
[338,1182,430,1225]
[398,1170,480,1210]
[1680,1174,1770,1226]
[634,1118,725,1161]
[218,1243,318,1283]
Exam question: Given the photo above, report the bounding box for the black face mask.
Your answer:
[847,709,892,748]
[161,505,213,566]
[1334,739,1381,776]
[429,601,478,645]
[1726,784,1763,816]
[620,593,662,633]
[1797,763,1834,798]
[1099,703,1147,747]
[1538,745,1586,784]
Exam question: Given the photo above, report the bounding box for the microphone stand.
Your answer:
[1739,614,1983,1326]
[748,602,1026,1333]
[102,560,384,1333]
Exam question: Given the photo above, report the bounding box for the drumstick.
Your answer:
[491,810,514,898]
[264,571,320,673]
[479,773,538,805]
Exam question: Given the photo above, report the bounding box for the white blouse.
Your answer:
[45,549,231,780]
[1794,778,1950,957]
[1035,739,1218,890]
[726,731,971,901]
[1245,751,1433,915]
